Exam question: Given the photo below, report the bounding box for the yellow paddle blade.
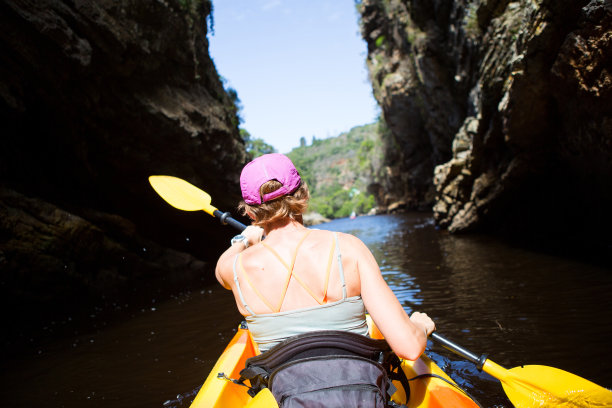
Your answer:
[484,360,612,407]
[148,175,218,216]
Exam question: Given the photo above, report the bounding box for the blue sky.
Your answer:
[208,0,379,154]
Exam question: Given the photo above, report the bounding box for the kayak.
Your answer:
[190,317,480,407]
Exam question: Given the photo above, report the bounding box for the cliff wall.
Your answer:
[0,0,247,338]
[359,0,611,238]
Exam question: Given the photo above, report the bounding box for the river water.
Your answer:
[2,213,611,407]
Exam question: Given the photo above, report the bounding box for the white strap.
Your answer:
[334,232,347,299]
[233,255,256,316]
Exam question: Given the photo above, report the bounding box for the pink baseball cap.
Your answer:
[240,153,302,205]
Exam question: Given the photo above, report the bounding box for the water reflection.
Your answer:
[318,213,612,407]
[0,286,242,408]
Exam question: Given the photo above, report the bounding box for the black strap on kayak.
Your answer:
[406,373,484,408]
[219,329,481,407]
[219,364,484,407]
[239,330,413,405]
[217,372,256,393]
[386,352,411,404]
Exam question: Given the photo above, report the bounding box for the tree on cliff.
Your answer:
[241,129,277,158]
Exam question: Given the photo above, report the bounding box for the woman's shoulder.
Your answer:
[307,229,366,251]
[307,228,351,240]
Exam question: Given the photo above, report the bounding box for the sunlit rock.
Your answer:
[359,0,612,236]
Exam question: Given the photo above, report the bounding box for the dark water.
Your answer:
[2,213,611,407]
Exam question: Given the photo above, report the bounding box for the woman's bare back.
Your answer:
[230,228,361,315]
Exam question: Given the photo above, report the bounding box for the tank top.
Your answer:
[233,231,369,352]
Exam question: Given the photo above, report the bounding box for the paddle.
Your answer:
[148,175,247,231]
[148,175,612,407]
[431,332,612,407]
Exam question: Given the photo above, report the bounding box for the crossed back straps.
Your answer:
[238,230,338,313]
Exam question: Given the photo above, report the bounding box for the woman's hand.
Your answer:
[216,225,264,289]
[242,225,264,247]
[410,311,435,337]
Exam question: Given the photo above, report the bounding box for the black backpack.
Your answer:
[239,330,410,408]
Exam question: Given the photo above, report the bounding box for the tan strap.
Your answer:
[248,231,311,312]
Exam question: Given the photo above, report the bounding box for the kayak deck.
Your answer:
[190,318,479,407]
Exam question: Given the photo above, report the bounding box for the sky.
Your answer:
[208,0,380,154]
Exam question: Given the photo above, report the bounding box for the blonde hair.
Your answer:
[238,180,309,227]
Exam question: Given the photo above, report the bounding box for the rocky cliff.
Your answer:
[359,0,612,239]
[0,0,247,342]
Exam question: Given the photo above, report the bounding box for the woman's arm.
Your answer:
[215,226,264,289]
[344,234,435,360]
[215,241,245,289]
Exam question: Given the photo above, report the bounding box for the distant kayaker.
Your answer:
[215,153,435,360]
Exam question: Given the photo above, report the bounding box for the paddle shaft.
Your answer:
[213,209,247,231]
[431,332,488,370]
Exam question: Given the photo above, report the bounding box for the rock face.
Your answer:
[0,0,247,333]
[359,0,612,236]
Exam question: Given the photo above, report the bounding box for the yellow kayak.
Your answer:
[190,317,480,407]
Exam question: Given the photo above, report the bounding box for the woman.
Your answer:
[215,153,435,360]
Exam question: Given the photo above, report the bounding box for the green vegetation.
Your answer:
[225,86,242,127]
[464,2,481,38]
[178,0,214,32]
[241,129,276,158]
[286,122,384,219]
[221,79,275,158]
[223,75,385,219]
